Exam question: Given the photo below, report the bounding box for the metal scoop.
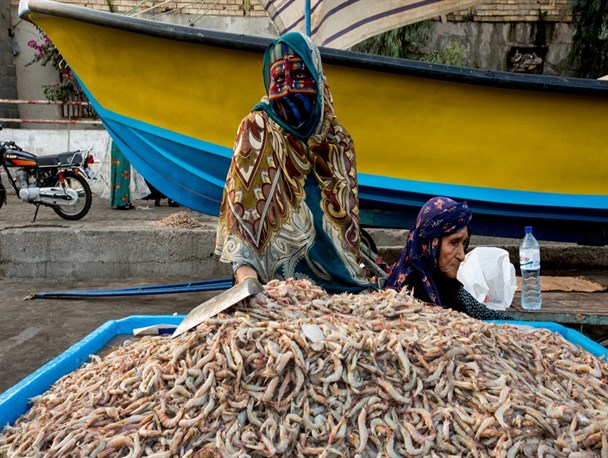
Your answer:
[171,276,263,338]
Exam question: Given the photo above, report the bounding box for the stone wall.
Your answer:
[0,1,19,122]
[450,0,572,22]
[429,21,575,75]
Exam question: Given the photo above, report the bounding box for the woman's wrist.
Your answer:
[234,265,258,284]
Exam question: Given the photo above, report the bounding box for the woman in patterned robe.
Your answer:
[383,196,509,321]
[215,31,373,294]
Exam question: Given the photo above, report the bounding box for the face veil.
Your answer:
[268,53,317,130]
[254,32,325,140]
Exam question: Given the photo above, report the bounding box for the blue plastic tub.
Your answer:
[0,316,606,427]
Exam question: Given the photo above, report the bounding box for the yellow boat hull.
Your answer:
[19,0,608,243]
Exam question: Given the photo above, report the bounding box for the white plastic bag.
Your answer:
[457,247,517,310]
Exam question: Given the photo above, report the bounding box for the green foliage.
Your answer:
[570,0,608,78]
[352,22,432,60]
[351,22,466,67]
[26,29,86,103]
[424,39,466,66]
[40,79,84,103]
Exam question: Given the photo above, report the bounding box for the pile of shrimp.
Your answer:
[148,211,206,229]
[1,278,607,457]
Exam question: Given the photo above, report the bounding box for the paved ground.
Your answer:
[1,192,607,399]
[0,194,220,394]
[0,275,219,394]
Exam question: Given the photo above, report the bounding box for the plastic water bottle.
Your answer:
[519,226,542,310]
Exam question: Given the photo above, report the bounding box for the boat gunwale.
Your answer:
[21,0,608,97]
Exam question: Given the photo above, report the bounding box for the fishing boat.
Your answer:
[18,0,608,244]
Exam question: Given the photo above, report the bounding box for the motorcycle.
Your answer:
[0,124,96,222]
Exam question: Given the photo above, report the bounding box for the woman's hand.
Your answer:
[235,265,258,284]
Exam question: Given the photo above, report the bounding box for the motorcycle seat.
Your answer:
[37,151,84,167]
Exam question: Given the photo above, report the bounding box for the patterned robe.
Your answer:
[215,79,370,293]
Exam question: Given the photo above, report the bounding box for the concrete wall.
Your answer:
[7,18,64,126]
[1,224,605,281]
[1,127,109,158]
[429,21,575,75]
[0,226,232,280]
[149,12,275,36]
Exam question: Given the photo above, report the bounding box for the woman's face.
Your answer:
[438,227,469,278]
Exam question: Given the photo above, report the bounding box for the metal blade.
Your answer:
[171,277,263,338]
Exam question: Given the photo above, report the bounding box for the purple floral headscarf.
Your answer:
[383,196,472,304]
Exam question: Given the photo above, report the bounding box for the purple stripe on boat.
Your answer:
[320,0,443,47]
[311,0,358,36]
[268,0,297,22]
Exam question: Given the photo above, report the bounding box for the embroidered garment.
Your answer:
[109,141,132,208]
[215,32,371,293]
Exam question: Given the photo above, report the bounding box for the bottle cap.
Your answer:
[525,226,533,234]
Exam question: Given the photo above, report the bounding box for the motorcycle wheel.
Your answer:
[52,170,92,220]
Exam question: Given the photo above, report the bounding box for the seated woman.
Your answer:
[383,196,509,321]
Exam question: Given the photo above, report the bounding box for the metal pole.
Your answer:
[305,0,311,37]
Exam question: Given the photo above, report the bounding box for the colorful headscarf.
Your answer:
[254,32,324,140]
[383,196,472,304]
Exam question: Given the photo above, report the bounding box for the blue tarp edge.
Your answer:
[0,315,183,427]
